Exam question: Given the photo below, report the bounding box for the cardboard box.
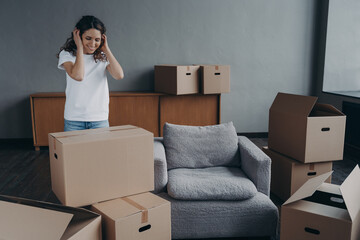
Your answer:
[262,146,332,201]
[0,195,101,240]
[154,65,200,95]
[91,192,171,240]
[280,165,360,240]
[199,65,230,94]
[268,92,346,163]
[49,125,154,207]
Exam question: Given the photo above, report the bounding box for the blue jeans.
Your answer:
[64,119,109,132]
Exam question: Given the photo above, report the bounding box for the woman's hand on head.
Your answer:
[72,29,83,51]
[100,34,109,53]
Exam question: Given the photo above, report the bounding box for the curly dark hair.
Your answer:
[57,15,107,62]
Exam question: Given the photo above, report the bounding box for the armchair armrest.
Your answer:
[238,136,271,196]
[153,137,168,193]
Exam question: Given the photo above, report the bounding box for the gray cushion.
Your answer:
[157,191,279,239]
[163,122,240,169]
[167,166,258,200]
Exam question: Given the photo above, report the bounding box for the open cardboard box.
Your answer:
[262,146,332,201]
[49,125,154,207]
[268,92,346,163]
[280,165,360,240]
[91,192,171,240]
[0,195,101,240]
[154,65,200,95]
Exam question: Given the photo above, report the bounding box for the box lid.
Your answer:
[0,198,73,240]
[49,125,151,145]
[340,165,360,221]
[284,165,360,221]
[93,192,169,222]
[198,64,230,68]
[270,92,318,117]
[155,64,199,69]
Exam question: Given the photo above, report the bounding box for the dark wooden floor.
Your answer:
[0,138,358,240]
[0,142,58,203]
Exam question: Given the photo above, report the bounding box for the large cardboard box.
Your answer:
[49,125,154,207]
[0,195,101,240]
[280,165,360,240]
[262,146,332,201]
[91,192,171,240]
[199,65,230,94]
[154,65,200,95]
[268,92,346,163]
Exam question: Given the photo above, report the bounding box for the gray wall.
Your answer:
[0,0,317,139]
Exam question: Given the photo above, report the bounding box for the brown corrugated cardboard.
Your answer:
[0,195,101,240]
[91,192,171,240]
[49,125,154,207]
[154,65,200,95]
[280,165,360,240]
[199,65,230,94]
[262,146,332,201]
[268,92,346,163]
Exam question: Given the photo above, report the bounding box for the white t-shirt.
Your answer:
[58,50,110,121]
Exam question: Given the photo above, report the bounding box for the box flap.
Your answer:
[284,171,333,205]
[60,210,100,240]
[270,92,318,117]
[0,199,73,240]
[340,165,360,221]
[317,182,342,195]
[311,103,345,116]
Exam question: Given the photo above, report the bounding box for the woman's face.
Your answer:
[81,28,102,54]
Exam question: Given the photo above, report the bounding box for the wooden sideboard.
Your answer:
[30,92,221,150]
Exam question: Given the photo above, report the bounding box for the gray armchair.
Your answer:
[153,123,279,239]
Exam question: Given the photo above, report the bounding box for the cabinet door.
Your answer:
[159,94,220,136]
[109,96,159,137]
[32,97,65,146]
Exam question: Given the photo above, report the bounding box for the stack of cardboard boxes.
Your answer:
[48,125,172,240]
[0,125,171,240]
[154,64,230,95]
[264,92,360,239]
[264,92,346,201]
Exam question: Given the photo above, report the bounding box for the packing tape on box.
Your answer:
[309,163,315,171]
[123,197,148,224]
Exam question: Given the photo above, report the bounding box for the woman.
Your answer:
[57,15,124,131]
